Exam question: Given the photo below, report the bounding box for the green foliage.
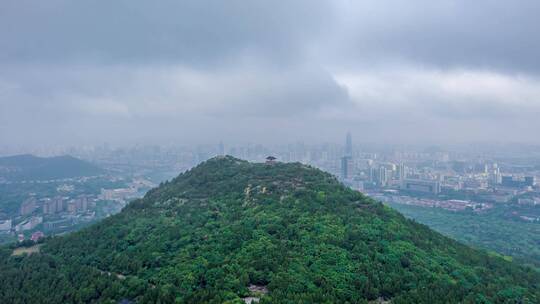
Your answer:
[387,202,540,269]
[0,156,539,303]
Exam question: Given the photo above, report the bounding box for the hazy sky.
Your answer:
[1,0,540,147]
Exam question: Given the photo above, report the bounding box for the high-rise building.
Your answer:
[397,163,406,180]
[341,156,353,180]
[54,197,64,213]
[43,197,64,214]
[369,166,377,183]
[345,132,352,157]
[345,132,353,157]
[488,164,501,184]
[43,200,56,214]
[378,166,388,186]
[20,198,37,216]
[67,201,77,213]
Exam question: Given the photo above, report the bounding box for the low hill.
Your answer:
[0,156,538,303]
[0,154,103,181]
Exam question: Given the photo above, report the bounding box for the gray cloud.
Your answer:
[3,1,540,71]
[0,0,334,66]
[330,0,540,73]
[1,0,540,147]
[0,63,351,145]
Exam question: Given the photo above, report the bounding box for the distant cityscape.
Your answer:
[1,135,540,243]
[0,172,155,243]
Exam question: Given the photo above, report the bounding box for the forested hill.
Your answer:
[1,156,539,303]
[0,154,103,181]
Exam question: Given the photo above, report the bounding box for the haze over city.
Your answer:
[2,0,540,149]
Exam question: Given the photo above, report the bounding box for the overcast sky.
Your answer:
[1,0,540,148]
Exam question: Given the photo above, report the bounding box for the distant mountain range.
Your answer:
[0,156,538,303]
[0,154,104,182]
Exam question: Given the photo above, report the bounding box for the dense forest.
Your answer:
[386,202,540,270]
[0,156,539,303]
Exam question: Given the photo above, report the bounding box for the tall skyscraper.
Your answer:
[397,163,406,180]
[341,156,353,180]
[369,166,377,183]
[378,166,388,186]
[345,132,353,157]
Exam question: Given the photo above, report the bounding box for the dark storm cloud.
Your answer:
[3,1,540,72]
[1,0,540,147]
[0,63,351,145]
[335,0,540,73]
[0,0,334,66]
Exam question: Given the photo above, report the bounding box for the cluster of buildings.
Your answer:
[330,134,539,220]
[1,179,154,244]
[63,137,538,214]
[0,171,156,244]
[3,138,539,232]
[20,196,90,216]
[99,188,139,203]
[339,147,444,195]
[0,194,97,243]
[0,216,44,236]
